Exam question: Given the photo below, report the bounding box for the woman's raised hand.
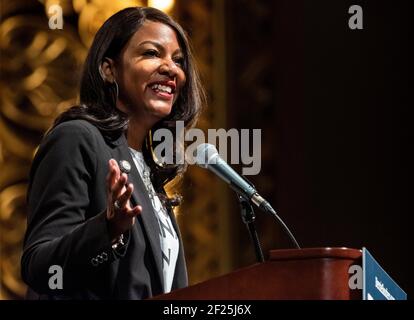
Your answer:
[106,159,142,241]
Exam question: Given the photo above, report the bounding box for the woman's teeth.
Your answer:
[150,84,172,94]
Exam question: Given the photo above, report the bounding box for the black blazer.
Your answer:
[21,119,188,299]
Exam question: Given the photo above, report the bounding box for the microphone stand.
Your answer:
[239,196,264,263]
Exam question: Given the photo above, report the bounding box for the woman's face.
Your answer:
[115,21,186,122]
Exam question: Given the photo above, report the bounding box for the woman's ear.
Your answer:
[99,58,116,83]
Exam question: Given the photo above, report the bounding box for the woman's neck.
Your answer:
[126,116,155,151]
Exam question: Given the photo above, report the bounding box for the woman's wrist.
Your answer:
[111,233,125,250]
[105,214,123,243]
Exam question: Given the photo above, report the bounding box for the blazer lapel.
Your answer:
[108,133,164,290]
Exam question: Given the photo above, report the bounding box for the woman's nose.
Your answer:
[159,60,179,77]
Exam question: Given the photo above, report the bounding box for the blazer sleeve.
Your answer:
[21,120,122,294]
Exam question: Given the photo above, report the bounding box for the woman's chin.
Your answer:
[148,104,173,119]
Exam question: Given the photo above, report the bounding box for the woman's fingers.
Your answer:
[106,161,115,191]
[115,183,133,210]
[130,205,143,216]
[112,173,127,198]
[111,159,121,178]
[106,159,121,192]
[114,183,142,217]
[107,158,141,214]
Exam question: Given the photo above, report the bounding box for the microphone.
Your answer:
[193,143,274,214]
[193,143,300,249]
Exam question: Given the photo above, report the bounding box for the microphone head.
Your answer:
[194,143,219,168]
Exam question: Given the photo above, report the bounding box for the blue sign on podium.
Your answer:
[363,247,406,300]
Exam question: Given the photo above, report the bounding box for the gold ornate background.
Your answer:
[0,0,228,299]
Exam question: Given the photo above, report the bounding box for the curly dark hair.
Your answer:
[52,7,205,207]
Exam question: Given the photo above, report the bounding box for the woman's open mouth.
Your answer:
[149,82,176,100]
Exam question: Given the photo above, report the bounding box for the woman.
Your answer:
[21,7,204,299]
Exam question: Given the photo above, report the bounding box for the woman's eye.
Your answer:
[174,57,184,67]
[143,50,159,57]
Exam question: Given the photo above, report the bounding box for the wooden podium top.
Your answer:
[269,247,362,260]
[153,247,362,300]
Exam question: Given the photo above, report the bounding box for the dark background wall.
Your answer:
[226,0,412,297]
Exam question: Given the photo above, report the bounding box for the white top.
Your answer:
[129,148,179,293]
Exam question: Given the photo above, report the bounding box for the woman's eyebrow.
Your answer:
[137,40,163,49]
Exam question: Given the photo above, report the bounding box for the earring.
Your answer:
[98,65,105,80]
[113,80,119,100]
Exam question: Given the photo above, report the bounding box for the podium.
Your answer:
[153,247,362,300]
